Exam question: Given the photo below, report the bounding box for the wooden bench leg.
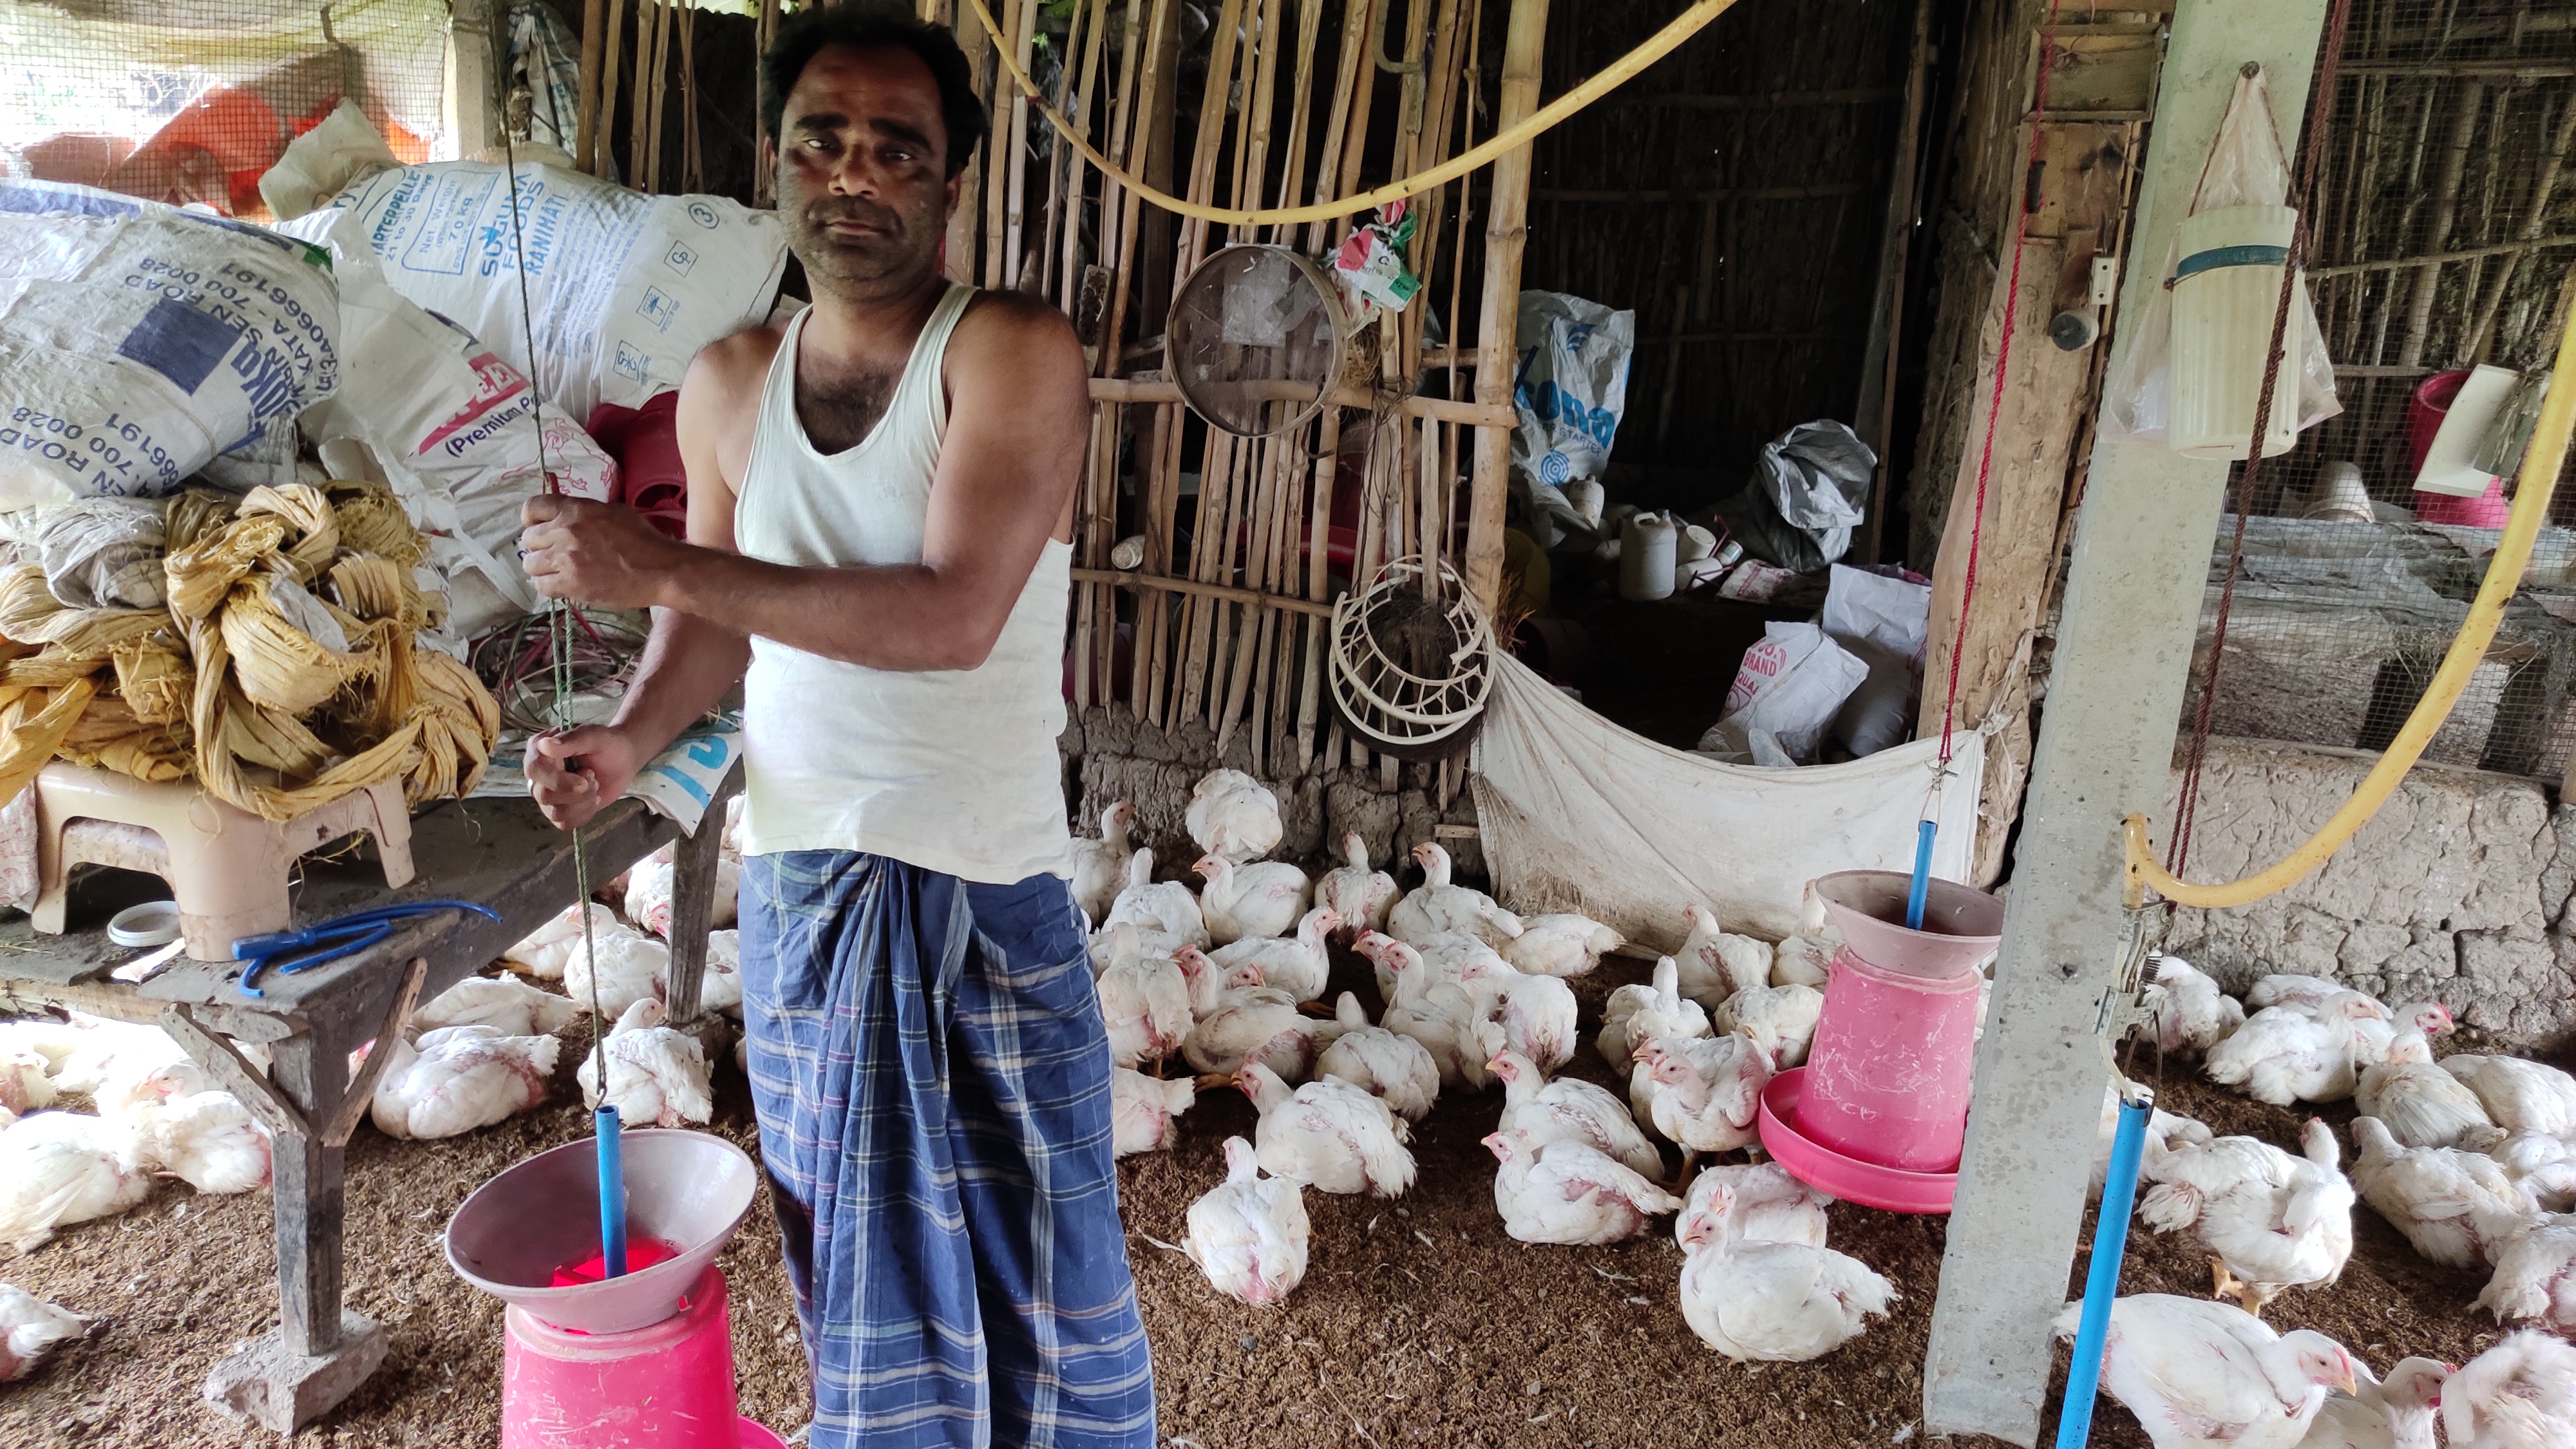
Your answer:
[200,1026,389,1432]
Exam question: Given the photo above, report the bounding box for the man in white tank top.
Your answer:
[516,8,1153,1445]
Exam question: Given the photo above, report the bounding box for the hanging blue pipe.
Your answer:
[596,1105,629,1278]
[2057,1095,2152,1447]
[1906,819,1937,929]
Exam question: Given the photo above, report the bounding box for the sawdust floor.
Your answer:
[0,951,2538,1449]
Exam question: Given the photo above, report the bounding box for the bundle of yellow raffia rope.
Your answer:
[0,481,500,821]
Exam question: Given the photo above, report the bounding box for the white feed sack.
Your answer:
[0,181,341,511]
[307,157,788,424]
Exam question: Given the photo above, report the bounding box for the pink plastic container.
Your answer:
[1796,953,1986,1173]
[504,1266,779,1449]
[2407,370,2512,527]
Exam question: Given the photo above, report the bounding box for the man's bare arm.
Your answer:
[519,295,1087,674]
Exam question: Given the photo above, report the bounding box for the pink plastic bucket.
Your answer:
[505,1266,774,1449]
[2407,370,2512,527]
[1795,954,1986,1173]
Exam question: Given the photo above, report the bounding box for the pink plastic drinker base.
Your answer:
[505,1265,751,1449]
[1757,1068,1958,1214]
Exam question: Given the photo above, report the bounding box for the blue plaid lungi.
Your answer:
[737,851,1157,1449]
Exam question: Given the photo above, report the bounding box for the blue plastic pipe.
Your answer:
[596,1105,629,1279]
[2058,1095,2152,1448]
[1906,819,1937,929]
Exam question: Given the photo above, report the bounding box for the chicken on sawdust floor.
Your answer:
[0,952,2539,1449]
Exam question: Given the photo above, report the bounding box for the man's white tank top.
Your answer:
[733,284,1072,884]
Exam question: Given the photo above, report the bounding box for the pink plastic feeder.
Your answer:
[1757,870,2003,1213]
[504,1267,784,1449]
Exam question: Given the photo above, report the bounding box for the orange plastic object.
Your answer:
[30,763,415,962]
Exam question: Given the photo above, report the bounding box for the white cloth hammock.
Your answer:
[1470,652,1985,947]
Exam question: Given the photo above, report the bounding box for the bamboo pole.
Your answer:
[678,0,701,193]
[1302,0,1374,254]
[1295,408,1341,768]
[1269,0,1324,247]
[1071,569,1338,616]
[633,0,667,193]
[1328,0,1385,248]
[1098,0,1171,375]
[2466,93,2576,362]
[1044,0,1102,302]
[2398,80,2484,369]
[1074,403,1107,709]
[576,0,605,175]
[1176,0,1251,285]
[599,0,628,180]
[1464,0,1551,613]
[1060,0,1118,311]
[1180,430,1241,723]
[1233,0,1287,247]
[1003,0,1042,288]
[950,1,990,283]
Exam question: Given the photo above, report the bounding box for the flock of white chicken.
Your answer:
[1088,769,1891,1365]
[0,804,752,1383]
[2052,952,2576,1448]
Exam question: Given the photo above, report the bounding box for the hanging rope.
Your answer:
[2164,0,2355,883]
[961,0,1742,227]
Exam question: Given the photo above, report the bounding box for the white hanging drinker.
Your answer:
[2168,204,2302,460]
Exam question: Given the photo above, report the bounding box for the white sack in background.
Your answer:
[1698,621,1870,764]
[0,182,339,510]
[1473,652,1982,945]
[1510,291,1634,488]
[307,158,787,423]
[1823,565,1933,759]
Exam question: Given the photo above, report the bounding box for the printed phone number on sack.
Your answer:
[4,409,182,494]
[124,260,337,386]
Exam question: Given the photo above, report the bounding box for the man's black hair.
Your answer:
[759,3,988,178]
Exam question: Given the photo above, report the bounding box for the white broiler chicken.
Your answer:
[1181,1135,1309,1305]
[413,973,582,1039]
[0,1283,84,1382]
[1110,1067,1197,1157]
[1770,936,1833,990]
[0,1112,151,1249]
[2248,974,2370,1017]
[1484,1128,1679,1245]
[1490,1048,1663,1180]
[1208,905,1336,1003]
[1184,769,1282,865]
[1316,832,1399,942]
[2092,1084,2215,1198]
[2144,954,2246,1056]
[2474,1215,2576,1333]
[502,902,627,979]
[2057,1294,2359,1449]
[1636,1032,1774,1170]
[1234,1063,1414,1197]
[1502,913,1622,980]
[2493,1131,2576,1211]
[1397,932,1513,997]
[370,1025,561,1141]
[1674,902,1772,1011]
[2443,1055,2576,1139]
[1710,982,1825,1070]
[1195,854,1311,947]
[1103,849,1210,949]
[1370,946,1504,1092]
[1089,922,1188,976]
[0,1019,84,1077]
[1678,1177,1895,1362]
[0,1049,53,1119]
[1596,956,1710,1070]
[621,854,743,938]
[2441,1329,2576,1449]
[564,929,668,1021]
[1676,1160,1830,1251]
[577,999,714,1128]
[2141,1119,2356,1316]
[1470,971,1578,1075]
[1388,842,1522,949]
[137,1090,270,1195]
[2349,1115,2539,1269]
[1070,800,1139,927]
[2356,1031,2505,1151]
[1310,993,1439,1123]
[2296,1357,2449,1449]
[1179,957,1315,1080]
[55,1019,189,1104]
[692,930,745,1016]
[1097,923,1194,1068]
[2207,996,2395,1107]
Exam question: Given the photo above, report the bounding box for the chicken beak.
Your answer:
[2334,1360,2360,1396]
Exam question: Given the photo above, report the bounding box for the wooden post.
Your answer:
[267,1031,352,1356]
[1920,4,2329,1441]
[576,0,606,172]
[447,0,506,159]
[1852,0,1935,565]
[1915,120,2137,887]
[1463,0,1550,614]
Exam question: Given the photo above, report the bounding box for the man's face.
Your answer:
[772,43,961,296]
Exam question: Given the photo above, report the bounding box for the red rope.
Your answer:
[1937,0,2067,768]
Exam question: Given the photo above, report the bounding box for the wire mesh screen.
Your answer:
[2177,0,2576,785]
[0,0,453,222]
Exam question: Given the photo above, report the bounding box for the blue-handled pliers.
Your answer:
[234,900,501,998]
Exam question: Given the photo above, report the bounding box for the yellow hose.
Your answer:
[2125,287,2576,908]
[962,0,1739,227]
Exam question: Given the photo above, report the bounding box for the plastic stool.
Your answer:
[30,762,413,961]
[504,1265,770,1449]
